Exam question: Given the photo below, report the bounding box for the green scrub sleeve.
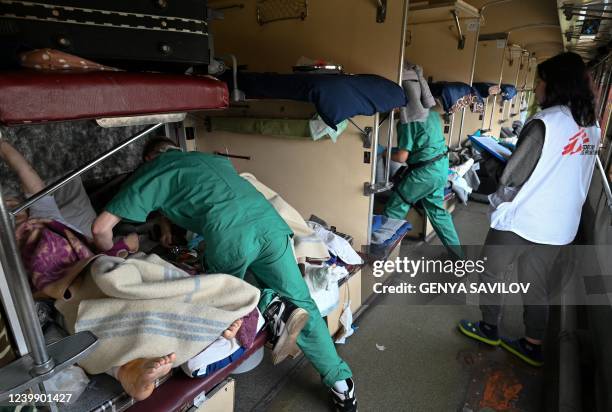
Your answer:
[396,122,418,152]
[105,171,162,223]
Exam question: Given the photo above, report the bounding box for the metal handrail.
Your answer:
[0,120,165,396]
[384,0,410,184]
[596,155,612,214]
[0,189,52,373]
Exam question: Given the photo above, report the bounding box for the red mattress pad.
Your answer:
[128,330,269,412]
[0,71,228,125]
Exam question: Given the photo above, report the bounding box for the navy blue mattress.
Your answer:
[224,73,407,129]
[500,84,518,101]
[472,82,496,98]
[429,81,483,114]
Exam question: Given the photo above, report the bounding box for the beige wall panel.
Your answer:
[405,19,479,84]
[474,40,506,83]
[193,110,372,247]
[462,109,484,138]
[209,0,404,78]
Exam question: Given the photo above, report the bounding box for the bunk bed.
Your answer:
[211,68,412,243]
[428,81,484,149]
[0,70,280,411]
[0,66,392,411]
[222,71,408,129]
[472,82,502,131]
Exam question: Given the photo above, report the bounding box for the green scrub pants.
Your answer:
[207,234,352,388]
[384,157,462,257]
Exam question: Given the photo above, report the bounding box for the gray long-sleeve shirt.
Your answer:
[490,119,545,207]
[499,119,545,187]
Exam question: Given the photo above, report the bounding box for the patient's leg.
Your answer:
[222,319,243,340]
[116,353,176,401]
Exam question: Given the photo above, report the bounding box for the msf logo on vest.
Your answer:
[562,128,595,156]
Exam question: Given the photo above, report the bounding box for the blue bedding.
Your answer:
[429,81,483,113]
[469,134,512,162]
[472,82,496,98]
[500,84,518,101]
[224,72,407,129]
[371,215,412,246]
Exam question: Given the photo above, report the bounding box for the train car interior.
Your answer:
[0,0,611,411]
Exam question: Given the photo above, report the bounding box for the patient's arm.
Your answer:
[158,215,173,248]
[391,149,409,164]
[0,140,45,194]
[92,211,122,251]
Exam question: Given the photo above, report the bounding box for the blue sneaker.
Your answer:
[500,337,544,367]
[458,320,501,346]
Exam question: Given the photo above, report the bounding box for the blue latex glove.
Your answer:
[377,144,386,155]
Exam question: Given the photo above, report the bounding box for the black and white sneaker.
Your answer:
[330,378,357,412]
[263,297,309,365]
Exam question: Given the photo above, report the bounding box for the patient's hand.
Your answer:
[124,233,139,253]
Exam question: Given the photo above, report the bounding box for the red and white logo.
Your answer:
[561,128,589,156]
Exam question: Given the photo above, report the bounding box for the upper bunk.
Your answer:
[221,71,407,128]
[0,71,229,126]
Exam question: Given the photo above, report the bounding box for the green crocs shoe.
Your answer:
[458,320,501,346]
[500,337,544,367]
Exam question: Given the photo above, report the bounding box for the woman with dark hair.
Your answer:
[458,52,600,367]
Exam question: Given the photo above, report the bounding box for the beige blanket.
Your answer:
[55,253,260,374]
[240,173,329,261]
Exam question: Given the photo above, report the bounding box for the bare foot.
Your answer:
[117,353,176,401]
[222,319,243,340]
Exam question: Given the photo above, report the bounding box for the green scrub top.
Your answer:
[105,150,292,263]
[396,110,447,164]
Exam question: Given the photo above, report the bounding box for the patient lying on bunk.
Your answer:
[0,139,258,401]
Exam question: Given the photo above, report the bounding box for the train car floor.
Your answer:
[233,203,545,411]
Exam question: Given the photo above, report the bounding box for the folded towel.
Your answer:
[371,215,412,246]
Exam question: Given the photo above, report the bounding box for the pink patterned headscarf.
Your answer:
[15,219,134,291]
[15,219,94,291]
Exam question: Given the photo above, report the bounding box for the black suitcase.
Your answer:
[0,0,209,72]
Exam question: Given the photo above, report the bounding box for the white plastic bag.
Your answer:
[335,301,354,344]
[44,365,89,403]
[304,264,340,317]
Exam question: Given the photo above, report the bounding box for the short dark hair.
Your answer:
[142,136,178,161]
[537,52,596,127]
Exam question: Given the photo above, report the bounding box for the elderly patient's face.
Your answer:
[5,198,28,228]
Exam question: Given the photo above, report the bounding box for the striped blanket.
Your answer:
[55,253,260,374]
[240,173,330,261]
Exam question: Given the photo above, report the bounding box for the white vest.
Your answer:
[490,105,600,245]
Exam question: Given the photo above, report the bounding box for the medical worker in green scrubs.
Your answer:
[384,110,462,257]
[91,137,357,412]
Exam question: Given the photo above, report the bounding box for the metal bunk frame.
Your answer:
[449,0,512,147]
[361,0,411,243]
[0,119,172,409]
